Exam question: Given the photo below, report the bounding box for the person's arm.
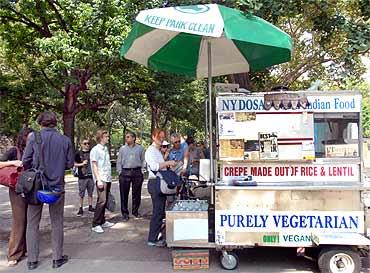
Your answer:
[182,148,189,175]
[22,134,35,170]
[90,147,103,189]
[116,146,122,175]
[91,160,103,189]
[0,160,22,169]
[145,148,175,172]
[74,152,85,167]
[140,147,146,173]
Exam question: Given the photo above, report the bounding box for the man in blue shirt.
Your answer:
[167,133,189,176]
[23,111,74,270]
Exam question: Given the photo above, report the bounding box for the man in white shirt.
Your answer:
[90,130,115,233]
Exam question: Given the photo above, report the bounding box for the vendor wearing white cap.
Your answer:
[161,140,170,159]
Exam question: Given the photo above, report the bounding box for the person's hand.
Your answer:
[167,160,176,168]
[180,169,187,176]
[97,180,104,190]
[13,160,22,167]
[83,160,88,165]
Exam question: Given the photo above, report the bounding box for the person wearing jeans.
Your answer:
[90,130,115,233]
[145,129,176,246]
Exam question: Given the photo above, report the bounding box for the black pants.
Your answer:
[147,178,166,243]
[119,169,143,216]
[92,182,111,227]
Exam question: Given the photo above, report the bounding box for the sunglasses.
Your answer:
[173,141,180,144]
[83,142,90,145]
[161,145,169,148]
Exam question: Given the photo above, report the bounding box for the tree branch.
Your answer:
[3,5,51,37]
[40,69,65,96]
[7,93,59,111]
[74,91,133,115]
[46,0,69,32]
[35,1,52,37]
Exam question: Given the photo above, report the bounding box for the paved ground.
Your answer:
[0,175,363,273]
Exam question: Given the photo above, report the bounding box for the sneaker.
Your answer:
[133,213,143,219]
[147,240,166,247]
[101,221,115,228]
[77,207,83,217]
[91,225,104,233]
[88,205,95,212]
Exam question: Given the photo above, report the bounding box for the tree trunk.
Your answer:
[63,85,78,146]
[227,73,251,90]
[151,104,161,134]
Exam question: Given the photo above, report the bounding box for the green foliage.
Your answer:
[0,0,369,141]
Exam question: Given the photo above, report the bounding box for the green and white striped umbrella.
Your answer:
[120,4,293,78]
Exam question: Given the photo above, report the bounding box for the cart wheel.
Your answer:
[219,251,239,270]
[318,247,360,273]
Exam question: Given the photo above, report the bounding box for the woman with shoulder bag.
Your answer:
[0,127,34,267]
[144,129,176,247]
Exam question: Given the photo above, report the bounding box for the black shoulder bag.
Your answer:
[149,166,182,195]
[16,132,44,205]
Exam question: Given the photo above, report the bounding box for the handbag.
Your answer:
[106,192,116,212]
[0,166,22,188]
[0,147,22,188]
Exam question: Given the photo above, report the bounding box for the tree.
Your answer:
[227,0,370,90]
[143,72,205,133]
[0,0,152,143]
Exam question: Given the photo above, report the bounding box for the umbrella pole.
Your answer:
[207,40,215,205]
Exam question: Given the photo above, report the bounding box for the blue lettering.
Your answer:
[299,215,307,228]
[222,100,230,111]
[238,99,245,110]
[228,215,236,227]
[260,215,268,228]
[325,216,333,228]
[273,215,281,227]
[349,216,359,229]
[307,215,315,227]
[246,99,253,110]
[259,99,264,110]
[220,215,227,227]
[339,217,348,229]
[252,99,259,110]
[281,215,289,227]
[245,215,253,227]
[334,98,355,109]
[237,215,245,227]
[315,216,323,228]
[230,100,237,110]
[290,215,299,228]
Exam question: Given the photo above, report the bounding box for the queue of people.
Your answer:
[0,110,209,269]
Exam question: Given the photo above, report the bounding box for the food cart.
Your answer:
[166,89,370,273]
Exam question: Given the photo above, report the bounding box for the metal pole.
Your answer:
[205,97,209,148]
[207,40,215,205]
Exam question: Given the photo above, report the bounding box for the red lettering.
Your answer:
[300,166,317,176]
[224,166,249,176]
[328,167,354,176]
